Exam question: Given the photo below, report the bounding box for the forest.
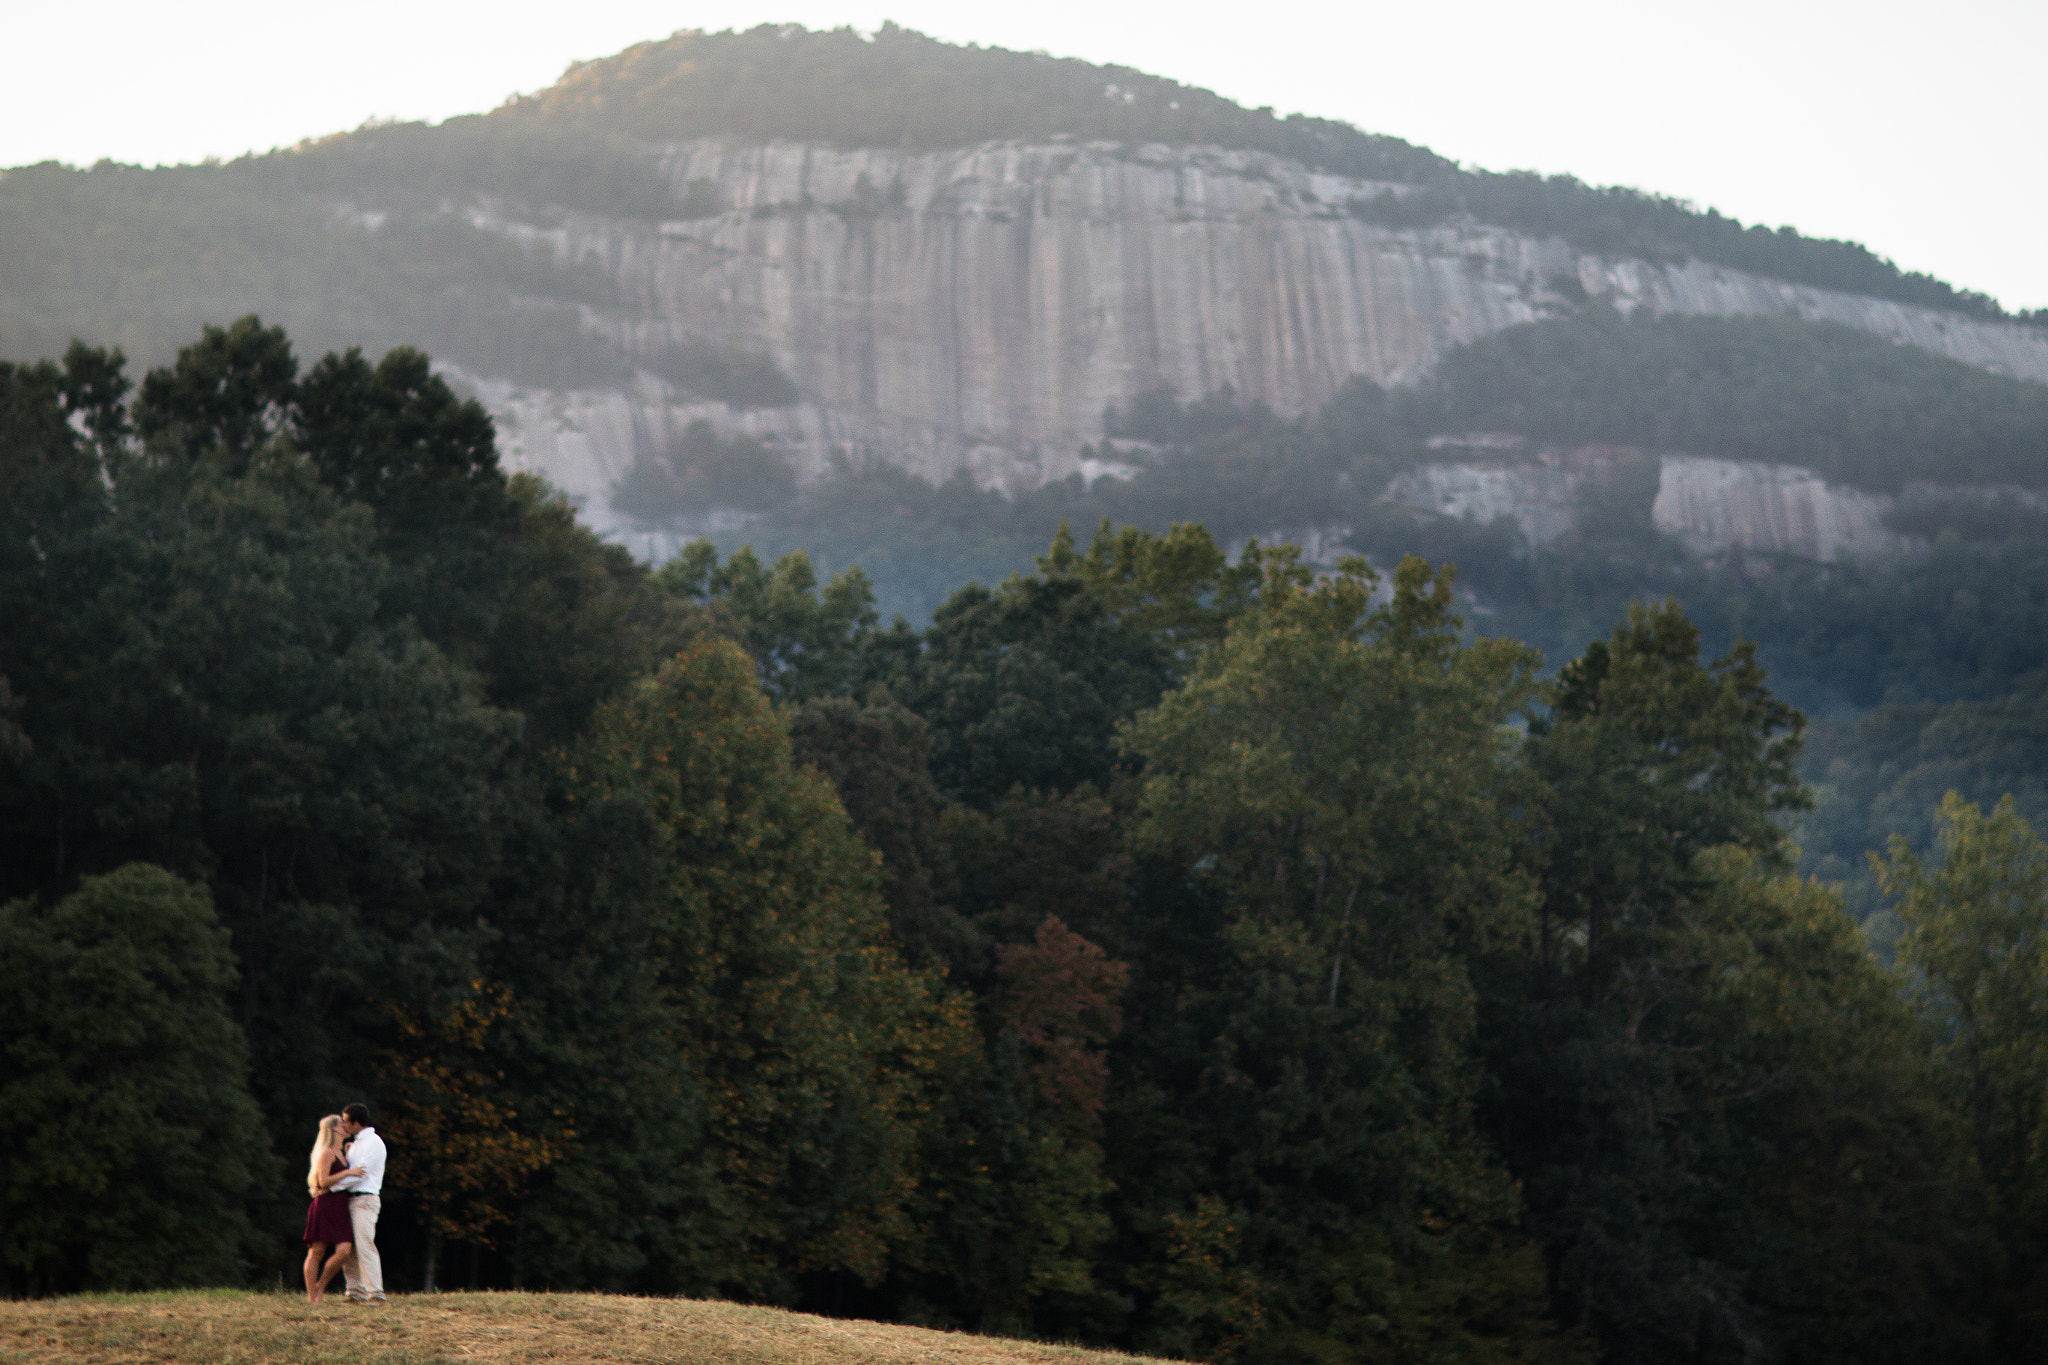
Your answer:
[3,316,2046,1365]
[707,309,2048,699]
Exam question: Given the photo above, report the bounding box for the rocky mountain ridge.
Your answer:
[1384,437,2048,567]
[435,137,2048,555]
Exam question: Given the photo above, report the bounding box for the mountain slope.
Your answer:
[3,22,2044,558]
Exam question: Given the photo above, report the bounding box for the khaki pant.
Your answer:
[342,1194,384,1301]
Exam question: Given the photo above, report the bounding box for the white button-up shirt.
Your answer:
[334,1127,386,1195]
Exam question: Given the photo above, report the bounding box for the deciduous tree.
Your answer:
[1880,792,2048,1352]
[0,865,271,1294]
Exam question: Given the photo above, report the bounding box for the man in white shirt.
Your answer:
[333,1103,387,1303]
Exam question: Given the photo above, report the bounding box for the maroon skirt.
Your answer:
[304,1191,353,1246]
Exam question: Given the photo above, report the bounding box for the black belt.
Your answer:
[345,1190,378,1197]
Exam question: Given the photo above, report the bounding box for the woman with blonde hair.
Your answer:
[301,1114,364,1303]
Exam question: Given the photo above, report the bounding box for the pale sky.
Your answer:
[6,0,2044,312]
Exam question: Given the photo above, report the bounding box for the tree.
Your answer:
[656,542,895,703]
[0,865,272,1294]
[892,521,1253,808]
[994,915,1130,1131]
[294,336,698,745]
[133,314,297,471]
[1528,599,1807,985]
[1638,847,1983,1363]
[0,319,717,1294]
[1486,601,1988,1364]
[876,914,1130,1341]
[937,783,1133,972]
[295,344,502,529]
[377,982,565,1291]
[1500,603,1801,1361]
[612,419,796,524]
[0,321,533,1179]
[787,689,979,971]
[565,637,977,1300]
[1116,552,1581,1363]
[294,342,515,665]
[1880,792,2048,1354]
[486,744,715,1294]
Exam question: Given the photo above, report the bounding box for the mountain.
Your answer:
[7,20,2048,950]
[4,24,2045,563]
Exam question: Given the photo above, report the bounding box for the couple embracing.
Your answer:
[301,1102,388,1304]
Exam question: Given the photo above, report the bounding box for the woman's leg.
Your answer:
[304,1243,325,1302]
[316,1242,354,1300]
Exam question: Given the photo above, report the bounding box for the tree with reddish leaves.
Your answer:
[994,916,1131,1132]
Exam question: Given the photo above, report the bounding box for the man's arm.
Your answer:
[356,1132,387,1190]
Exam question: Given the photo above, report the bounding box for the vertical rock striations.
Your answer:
[1650,457,1902,563]
[456,138,2048,536]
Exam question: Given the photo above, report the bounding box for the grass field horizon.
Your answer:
[0,1289,1178,1365]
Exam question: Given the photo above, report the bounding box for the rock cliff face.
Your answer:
[1383,436,1621,549]
[452,138,2048,539]
[1650,457,1900,563]
[1383,441,1912,565]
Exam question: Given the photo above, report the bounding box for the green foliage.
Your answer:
[1530,600,1808,961]
[509,24,1444,186]
[1880,795,2048,1350]
[613,421,797,524]
[296,343,503,528]
[654,543,892,701]
[1370,173,2011,320]
[487,740,711,1293]
[133,315,299,469]
[787,690,977,971]
[885,1021,1122,1340]
[880,522,1252,807]
[0,317,708,1296]
[1795,673,2048,940]
[479,473,703,746]
[654,338,801,408]
[7,314,2046,1362]
[1115,553,1576,1362]
[567,637,976,1299]
[692,465,1054,625]
[936,784,1134,982]
[1423,308,2048,491]
[1484,607,1994,1363]
[1543,847,1983,1363]
[0,160,635,381]
[0,865,272,1295]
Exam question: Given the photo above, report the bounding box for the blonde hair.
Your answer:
[306,1115,342,1196]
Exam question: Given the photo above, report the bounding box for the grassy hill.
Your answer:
[0,1290,1173,1365]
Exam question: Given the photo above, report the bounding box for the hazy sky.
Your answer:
[7,0,2043,311]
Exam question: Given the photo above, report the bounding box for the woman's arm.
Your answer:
[314,1165,366,1191]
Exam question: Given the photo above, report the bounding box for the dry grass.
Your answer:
[0,1289,1175,1365]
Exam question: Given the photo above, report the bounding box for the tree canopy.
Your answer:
[3,317,2045,1365]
